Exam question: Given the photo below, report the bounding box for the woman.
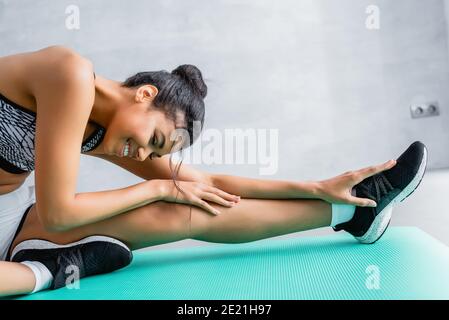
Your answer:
[0,46,427,297]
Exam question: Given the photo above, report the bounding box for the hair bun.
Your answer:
[172,64,207,99]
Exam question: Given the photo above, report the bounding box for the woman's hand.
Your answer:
[157,180,240,215]
[315,159,397,207]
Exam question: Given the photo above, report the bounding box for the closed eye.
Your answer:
[149,135,161,159]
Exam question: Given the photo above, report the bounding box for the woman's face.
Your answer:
[104,85,182,161]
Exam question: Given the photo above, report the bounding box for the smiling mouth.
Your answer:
[121,139,134,158]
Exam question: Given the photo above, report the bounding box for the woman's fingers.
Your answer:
[168,181,240,216]
[195,199,221,216]
[170,195,221,216]
[204,185,240,202]
[201,192,236,208]
[354,159,397,183]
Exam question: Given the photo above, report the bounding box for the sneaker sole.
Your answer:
[355,145,428,244]
[10,235,130,261]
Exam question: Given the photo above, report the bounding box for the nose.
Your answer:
[136,147,149,161]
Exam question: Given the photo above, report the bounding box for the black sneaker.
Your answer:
[333,141,428,244]
[10,235,133,289]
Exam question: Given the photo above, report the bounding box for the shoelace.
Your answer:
[358,172,394,202]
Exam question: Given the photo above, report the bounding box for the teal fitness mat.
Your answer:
[15,227,449,300]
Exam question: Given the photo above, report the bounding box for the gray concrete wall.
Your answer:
[1,0,448,249]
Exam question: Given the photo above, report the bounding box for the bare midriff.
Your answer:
[0,172,30,195]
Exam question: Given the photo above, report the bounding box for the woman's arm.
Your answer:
[210,159,398,207]
[92,152,319,200]
[94,148,394,207]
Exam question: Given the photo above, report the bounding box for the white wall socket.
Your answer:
[410,102,440,119]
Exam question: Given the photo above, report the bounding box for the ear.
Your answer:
[135,85,159,102]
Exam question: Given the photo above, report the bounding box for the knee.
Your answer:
[152,201,217,240]
[143,201,192,238]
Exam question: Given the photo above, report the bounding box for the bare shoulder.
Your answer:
[0,45,93,81]
[23,46,96,113]
[0,46,93,110]
[31,46,94,87]
[34,45,92,68]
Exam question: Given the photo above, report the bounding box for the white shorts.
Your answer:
[0,183,36,261]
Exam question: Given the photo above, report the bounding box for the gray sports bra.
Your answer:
[0,92,105,174]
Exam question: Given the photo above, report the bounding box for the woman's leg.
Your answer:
[191,198,331,243]
[0,261,36,297]
[2,197,331,297]
[12,198,331,249]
